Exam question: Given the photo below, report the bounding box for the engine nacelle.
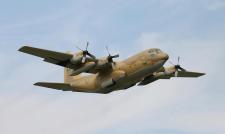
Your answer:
[70,55,83,65]
[154,70,174,78]
[139,70,174,85]
[69,62,96,76]
[95,59,111,70]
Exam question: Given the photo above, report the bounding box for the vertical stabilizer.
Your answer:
[64,68,73,83]
[64,68,82,83]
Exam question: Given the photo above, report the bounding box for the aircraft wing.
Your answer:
[156,71,206,79]
[19,46,78,69]
[19,46,116,75]
[34,82,84,92]
[171,71,205,78]
[138,71,205,86]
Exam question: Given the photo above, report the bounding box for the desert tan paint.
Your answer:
[64,49,169,93]
[19,46,205,94]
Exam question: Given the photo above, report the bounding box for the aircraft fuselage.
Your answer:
[70,48,169,93]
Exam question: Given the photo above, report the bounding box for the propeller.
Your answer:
[106,46,119,69]
[170,57,186,77]
[76,42,96,63]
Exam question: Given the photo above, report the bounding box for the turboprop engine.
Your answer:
[70,55,83,65]
[68,62,96,76]
[95,47,119,70]
[69,42,97,66]
[153,71,174,78]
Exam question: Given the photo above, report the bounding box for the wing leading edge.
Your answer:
[19,46,118,74]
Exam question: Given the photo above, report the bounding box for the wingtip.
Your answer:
[34,82,42,86]
[18,46,28,52]
[34,83,38,86]
[18,46,24,52]
[19,45,33,51]
[197,72,206,77]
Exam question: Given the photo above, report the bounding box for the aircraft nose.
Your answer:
[162,53,169,61]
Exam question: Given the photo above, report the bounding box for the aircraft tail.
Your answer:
[64,68,81,83]
[34,68,82,92]
[34,82,72,91]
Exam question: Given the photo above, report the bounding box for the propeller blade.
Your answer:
[86,42,89,50]
[175,71,178,77]
[76,46,83,51]
[105,46,119,69]
[172,56,186,73]
[178,66,186,72]
[178,56,180,65]
[106,46,110,56]
[112,54,119,58]
[82,55,87,63]
[87,52,96,59]
[76,42,96,62]
[169,61,175,66]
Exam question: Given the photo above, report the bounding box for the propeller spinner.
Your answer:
[76,42,96,63]
[170,57,186,77]
[106,46,119,69]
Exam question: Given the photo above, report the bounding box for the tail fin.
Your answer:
[64,68,82,83]
[64,68,73,83]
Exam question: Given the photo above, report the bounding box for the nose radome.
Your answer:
[163,53,169,60]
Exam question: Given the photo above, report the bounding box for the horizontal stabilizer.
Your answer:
[34,82,75,91]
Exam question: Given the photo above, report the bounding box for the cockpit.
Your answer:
[148,48,169,61]
[148,49,162,56]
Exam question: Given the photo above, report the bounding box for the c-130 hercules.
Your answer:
[19,42,205,94]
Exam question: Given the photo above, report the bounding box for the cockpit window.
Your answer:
[148,49,161,54]
[148,49,155,53]
[148,49,162,57]
[155,49,161,53]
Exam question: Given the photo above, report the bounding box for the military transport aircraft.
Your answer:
[19,43,205,94]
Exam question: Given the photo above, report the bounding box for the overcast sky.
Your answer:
[1,0,225,134]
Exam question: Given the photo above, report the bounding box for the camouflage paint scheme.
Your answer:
[19,46,205,94]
